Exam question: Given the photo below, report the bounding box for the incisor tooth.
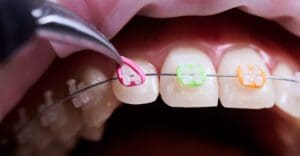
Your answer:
[80,68,120,127]
[218,48,275,109]
[112,59,159,104]
[273,64,300,117]
[160,48,218,107]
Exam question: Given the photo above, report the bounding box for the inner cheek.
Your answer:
[112,11,300,72]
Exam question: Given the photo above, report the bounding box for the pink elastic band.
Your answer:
[116,56,146,87]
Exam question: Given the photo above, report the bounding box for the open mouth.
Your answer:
[1,3,300,156]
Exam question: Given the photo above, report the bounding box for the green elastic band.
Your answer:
[176,63,207,87]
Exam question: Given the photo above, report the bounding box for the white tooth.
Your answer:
[80,126,104,141]
[80,68,120,127]
[273,64,300,117]
[160,48,218,107]
[218,48,275,109]
[112,59,159,104]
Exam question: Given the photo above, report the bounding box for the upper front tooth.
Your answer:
[218,48,275,109]
[273,63,300,117]
[112,59,159,104]
[160,47,218,107]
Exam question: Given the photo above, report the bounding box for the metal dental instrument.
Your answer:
[0,0,122,65]
[32,1,123,65]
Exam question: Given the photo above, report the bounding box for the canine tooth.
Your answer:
[112,59,159,104]
[218,48,275,109]
[273,64,300,117]
[160,48,218,107]
[80,126,104,141]
[79,68,120,127]
[67,79,95,108]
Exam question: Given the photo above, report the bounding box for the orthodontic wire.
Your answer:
[5,73,300,143]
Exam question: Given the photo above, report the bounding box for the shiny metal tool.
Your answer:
[31,1,123,65]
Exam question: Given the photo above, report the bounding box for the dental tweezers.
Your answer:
[0,0,122,65]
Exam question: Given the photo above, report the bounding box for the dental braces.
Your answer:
[3,57,300,146]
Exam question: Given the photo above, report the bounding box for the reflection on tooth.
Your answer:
[273,64,300,117]
[79,68,120,127]
[236,64,266,88]
[176,64,207,87]
[160,48,218,107]
[80,126,104,141]
[116,56,146,87]
[218,48,274,109]
[113,59,159,104]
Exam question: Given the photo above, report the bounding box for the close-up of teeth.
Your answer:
[272,64,300,117]
[112,58,159,105]
[160,47,218,108]
[1,0,300,156]
[218,48,275,109]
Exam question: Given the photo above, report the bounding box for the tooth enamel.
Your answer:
[56,104,82,142]
[80,126,104,141]
[38,90,81,142]
[79,68,120,127]
[273,64,300,117]
[67,79,95,108]
[218,48,275,109]
[112,59,159,104]
[160,48,218,107]
[16,109,53,150]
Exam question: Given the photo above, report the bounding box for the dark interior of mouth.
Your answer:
[1,9,300,156]
[70,98,298,156]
